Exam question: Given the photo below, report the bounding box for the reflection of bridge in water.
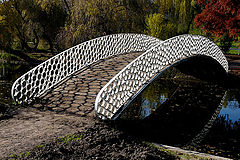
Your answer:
[11,34,228,120]
[114,75,227,146]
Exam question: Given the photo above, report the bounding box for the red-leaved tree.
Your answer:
[194,0,240,39]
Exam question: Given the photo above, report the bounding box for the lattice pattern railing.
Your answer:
[11,34,161,103]
[95,34,228,120]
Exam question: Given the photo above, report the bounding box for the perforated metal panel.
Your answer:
[95,34,228,120]
[11,34,161,104]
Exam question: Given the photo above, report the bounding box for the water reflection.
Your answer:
[113,67,240,159]
[220,89,240,123]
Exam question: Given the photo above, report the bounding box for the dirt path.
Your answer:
[0,52,143,159]
[0,108,96,158]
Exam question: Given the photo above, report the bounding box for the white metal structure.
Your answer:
[11,34,228,120]
[11,34,161,104]
[95,34,228,120]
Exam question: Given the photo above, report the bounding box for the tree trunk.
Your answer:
[46,36,54,54]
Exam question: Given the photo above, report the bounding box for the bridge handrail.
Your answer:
[11,34,161,103]
[95,34,228,120]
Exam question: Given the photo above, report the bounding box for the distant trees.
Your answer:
[32,0,67,53]
[194,0,240,53]
[195,0,239,38]
[0,0,39,61]
[145,0,195,40]
[57,0,126,50]
[1,0,238,61]
[56,0,155,51]
[0,0,67,60]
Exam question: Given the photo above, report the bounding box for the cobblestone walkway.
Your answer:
[0,52,143,158]
[33,52,143,117]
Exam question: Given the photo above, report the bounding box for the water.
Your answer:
[0,63,32,105]
[115,67,240,159]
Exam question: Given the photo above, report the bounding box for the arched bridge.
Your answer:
[11,34,228,120]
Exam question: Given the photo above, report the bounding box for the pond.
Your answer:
[115,67,240,159]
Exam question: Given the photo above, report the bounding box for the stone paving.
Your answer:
[33,52,143,117]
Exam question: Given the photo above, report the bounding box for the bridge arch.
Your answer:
[95,34,228,120]
[174,54,228,82]
[11,34,161,103]
[11,34,228,120]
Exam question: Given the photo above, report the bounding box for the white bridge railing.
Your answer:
[11,34,161,104]
[95,34,228,120]
[12,34,228,120]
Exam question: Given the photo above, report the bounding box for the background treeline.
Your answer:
[0,0,239,61]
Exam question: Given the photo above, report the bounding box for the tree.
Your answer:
[56,0,155,50]
[122,0,155,33]
[56,0,125,50]
[0,0,67,61]
[33,0,67,53]
[146,0,195,40]
[194,0,240,54]
[0,0,40,61]
[145,13,176,40]
[195,0,239,38]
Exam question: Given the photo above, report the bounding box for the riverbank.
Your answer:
[0,79,236,160]
[0,107,178,160]
[1,106,230,160]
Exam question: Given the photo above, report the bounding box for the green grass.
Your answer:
[36,144,45,149]
[57,134,82,144]
[216,41,239,49]
[19,152,31,158]
[9,152,31,159]
[9,154,17,158]
[8,133,83,159]
[229,50,239,55]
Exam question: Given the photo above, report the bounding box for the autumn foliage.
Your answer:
[194,0,240,38]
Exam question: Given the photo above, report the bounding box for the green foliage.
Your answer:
[56,0,155,51]
[57,0,126,50]
[219,33,233,54]
[145,13,175,40]
[0,52,20,61]
[231,42,239,48]
[19,152,31,158]
[146,0,195,40]
[33,0,67,52]
[0,0,67,56]
[188,23,204,36]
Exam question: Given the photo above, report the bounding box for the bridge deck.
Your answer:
[0,52,143,158]
[33,52,143,117]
